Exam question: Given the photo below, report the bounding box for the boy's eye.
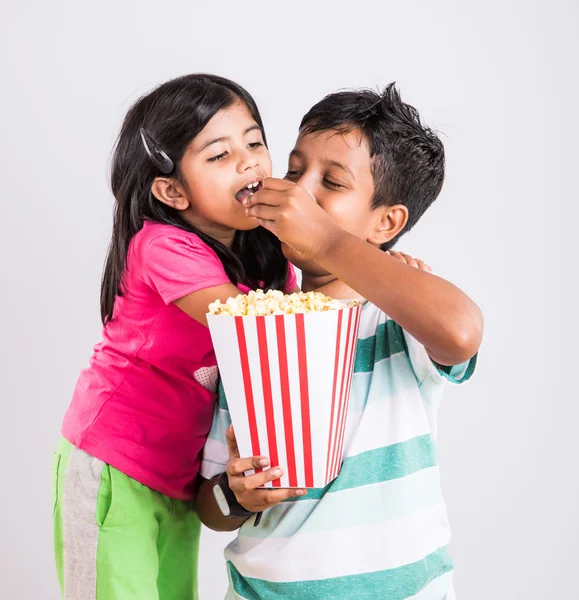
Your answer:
[285,170,300,179]
[248,142,263,149]
[208,151,228,162]
[324,178,344,189]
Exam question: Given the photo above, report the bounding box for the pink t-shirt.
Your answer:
[62,221,297,500]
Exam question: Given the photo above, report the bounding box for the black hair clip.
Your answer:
[140,128,174,175]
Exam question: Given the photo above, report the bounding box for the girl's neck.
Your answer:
[181,212,236,249]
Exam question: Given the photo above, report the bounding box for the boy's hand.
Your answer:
[386,251,432,273]
[225,425,306,513]
[244,178,339,260]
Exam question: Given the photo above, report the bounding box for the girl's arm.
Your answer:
[174,283,242,327]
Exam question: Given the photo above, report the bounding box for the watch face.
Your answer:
[213,484,231,517]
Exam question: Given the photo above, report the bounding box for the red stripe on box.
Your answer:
[235,317,261,470]
[275,315,297,487]
[325,309,344,483]
[256,317,280,486]
[331,307,355,479]
[333,306,361,478]
[296,313,314,488]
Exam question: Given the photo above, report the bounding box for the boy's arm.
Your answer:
[310,251,431,300]
[196,474,248,532]
[197,426,306,532]
[245,180,483,366]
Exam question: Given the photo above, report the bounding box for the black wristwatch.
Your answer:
[212,472,262,526]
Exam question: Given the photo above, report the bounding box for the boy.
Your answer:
[197,84,483,599]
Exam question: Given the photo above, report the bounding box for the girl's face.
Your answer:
[169,101,272,246]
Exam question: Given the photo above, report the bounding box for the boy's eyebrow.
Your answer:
[290,149,355,179]
[326,160,355,179]
[198,125,262,152]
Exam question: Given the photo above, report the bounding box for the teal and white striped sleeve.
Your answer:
[200,382,232,480]
[401,327,477,386]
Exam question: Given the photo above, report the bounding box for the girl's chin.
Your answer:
[236,217,261,231]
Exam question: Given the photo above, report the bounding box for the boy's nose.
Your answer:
[296,176,318,202]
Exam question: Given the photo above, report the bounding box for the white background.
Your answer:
[1,1,578,598]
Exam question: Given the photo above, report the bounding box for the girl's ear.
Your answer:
[151,177,190,211]
[367,204,408,246]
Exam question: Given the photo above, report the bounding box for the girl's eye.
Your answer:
[285,170,300,179]
[248,142,263,149]
[324,179,344,189]
[208,152,228,162]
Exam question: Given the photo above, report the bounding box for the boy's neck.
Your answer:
[302,272,366,301]
[301,272,336,292]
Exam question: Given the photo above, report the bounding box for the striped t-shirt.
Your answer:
[201,301,476,599]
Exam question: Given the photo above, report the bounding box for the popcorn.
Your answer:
[208,289,357,317]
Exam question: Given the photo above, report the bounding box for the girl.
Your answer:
[52,73,297,600]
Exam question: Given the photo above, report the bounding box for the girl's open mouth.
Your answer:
[235,180,262,203]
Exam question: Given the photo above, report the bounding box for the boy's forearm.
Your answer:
[316,230,483,365]
[196,476,248,532]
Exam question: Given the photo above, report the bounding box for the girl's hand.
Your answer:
[386,251,433,273]
[225,426,306,513]
[243,178,340,261]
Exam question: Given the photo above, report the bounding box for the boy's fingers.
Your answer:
[239,487,307,512]
[226,455,270,477]
[261,177,295,191]
[387,250,404,263]
[400,253,419,269]
[244,188,282,209]
[246,204,280,222]
[231,466,284,490]
[416,259,432,273]
[261,488,307,507]
[225,425,240,459]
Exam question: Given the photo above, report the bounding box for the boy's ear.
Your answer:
[151,177,190,211]
[368,204,408,246]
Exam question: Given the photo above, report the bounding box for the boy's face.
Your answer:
[283,129,378,276]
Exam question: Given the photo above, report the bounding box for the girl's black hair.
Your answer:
[101,74,288,324]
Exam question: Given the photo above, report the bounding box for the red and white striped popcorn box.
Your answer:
[207,303,361,488]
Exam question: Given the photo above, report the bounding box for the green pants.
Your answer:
[53,438,200,600]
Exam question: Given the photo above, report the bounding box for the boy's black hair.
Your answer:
[300,83,445,249]
[101,73,288,324]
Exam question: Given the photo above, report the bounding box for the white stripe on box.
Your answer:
[206,316,254,464]
[284,315,305,488]
[244,317,269,472]
[302,310,341,487]
[263,315,287,487]
[327,309,350,481]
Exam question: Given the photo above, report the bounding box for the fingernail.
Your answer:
[271,468,282,478]
[296,489,306,496]
[259,458,269,467]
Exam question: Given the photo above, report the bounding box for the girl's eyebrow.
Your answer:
[198,125,262,153]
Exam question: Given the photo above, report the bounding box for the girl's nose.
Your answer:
[237,149,259,174]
